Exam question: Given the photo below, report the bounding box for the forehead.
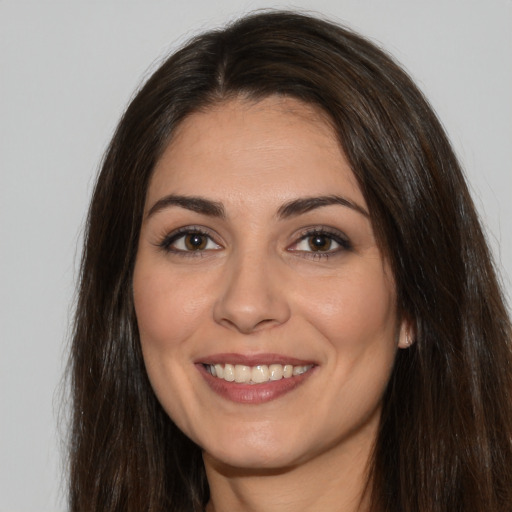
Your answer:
[147,96,364,210]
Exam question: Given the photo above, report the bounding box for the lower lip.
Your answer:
[197,364,316,404]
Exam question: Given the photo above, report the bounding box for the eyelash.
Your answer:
[156,226,352,259]
[157,226,220,256]
[291,228,352,260]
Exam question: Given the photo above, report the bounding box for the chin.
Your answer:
[201,425,302,471]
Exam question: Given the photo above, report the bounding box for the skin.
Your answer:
[133,96,408,512]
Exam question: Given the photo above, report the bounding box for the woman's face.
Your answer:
[133,97,406,471]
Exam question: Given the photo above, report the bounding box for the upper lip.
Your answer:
[196,353,316,366]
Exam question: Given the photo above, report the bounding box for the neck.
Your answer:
[203,430,375,512]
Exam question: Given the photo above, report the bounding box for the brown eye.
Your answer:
[160,229,221,254]
[288,229,351,257]
[308,234,332,252]
[184,233,208,250]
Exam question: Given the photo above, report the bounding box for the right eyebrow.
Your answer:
[146,194,226,219]
[276,194,369,219]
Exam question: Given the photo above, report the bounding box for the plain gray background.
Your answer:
[1,1,511,510]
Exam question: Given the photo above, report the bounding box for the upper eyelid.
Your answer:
[294,226,351,243]
[155,224,351,251]
[288,227,353,253]
[162,225,217,239]
[297,226,348,237]
[156,226,220,249]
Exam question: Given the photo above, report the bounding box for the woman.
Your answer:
[69,10,512,512]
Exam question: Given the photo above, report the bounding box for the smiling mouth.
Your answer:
[203,363,314,384]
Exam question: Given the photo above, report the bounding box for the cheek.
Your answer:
[300,266,397,349]
[132,259,213,434]
[294,266,398,438]
[133,261,211,349]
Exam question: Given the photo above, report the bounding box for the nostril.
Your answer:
[218,316,282,335]
[255,318,277,328]
[212,262,291,333]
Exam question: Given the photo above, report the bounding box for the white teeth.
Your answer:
[224,364,235,382]
[205,363,313,384]
[252,365,270,383]
[214,364,224,378]
[293,365,309,376]
[269,364,283,380]
[235,365,251,383]
[283,364,293,378]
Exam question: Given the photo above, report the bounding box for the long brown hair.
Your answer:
[69,11,512,511]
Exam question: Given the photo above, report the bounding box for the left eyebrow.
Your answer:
[277,195,369,219]
[146,194,226,219]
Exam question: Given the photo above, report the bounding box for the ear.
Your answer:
[398,319,415,349]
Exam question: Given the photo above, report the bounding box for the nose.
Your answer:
[213,250,291,334]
